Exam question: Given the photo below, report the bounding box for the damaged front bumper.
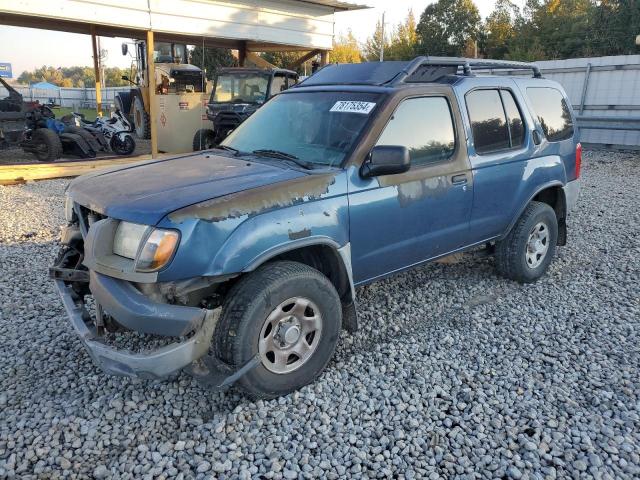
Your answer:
[53,278,220,379]
[53,275,260,388]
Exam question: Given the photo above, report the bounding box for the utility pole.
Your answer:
[379,12,385,62]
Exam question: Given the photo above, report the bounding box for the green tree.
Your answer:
[190,46,236,80]
[362,19,388,61]
[588,0,640,56]
[386,10,419,60]
[415,0,481,57]
[17,65,131,87]
[332,30,362,63]
[483,0,520,59]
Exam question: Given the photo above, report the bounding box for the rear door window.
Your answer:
[376,96,456,167]
[466,89,527,154]
[527,87,574,142]
[466,90,510,154]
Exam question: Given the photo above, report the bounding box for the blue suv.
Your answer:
[51,57,581,398]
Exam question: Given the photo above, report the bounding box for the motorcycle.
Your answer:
[63,109,136,156]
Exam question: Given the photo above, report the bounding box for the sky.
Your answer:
[0,0,525,79]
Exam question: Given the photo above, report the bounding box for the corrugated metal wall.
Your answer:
[0,86,129,109]
[530,56,640,149]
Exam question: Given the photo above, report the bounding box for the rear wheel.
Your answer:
[192,128,216,151]
[215,261,342,399]
[30,128,62,161]
[496,201,558,283]
[131,95,150,139]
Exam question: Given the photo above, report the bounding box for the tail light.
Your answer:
[575,143,582,179]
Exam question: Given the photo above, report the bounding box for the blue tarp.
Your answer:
[31,81,59,90]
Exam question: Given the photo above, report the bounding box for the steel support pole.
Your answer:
[90,25,102,117]
[579,63,592,115]
[238,41,247,67]
[146,30,158,158]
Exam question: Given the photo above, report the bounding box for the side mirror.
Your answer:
[121,43,128,56]
[121,75,129,81]
[361,145,410,178]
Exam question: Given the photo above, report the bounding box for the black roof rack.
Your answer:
[392,56,542,84]
[298,56,542,88]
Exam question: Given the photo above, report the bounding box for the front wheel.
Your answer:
[110,134,136,155]
[495,201,558,283]
[215,261,342,399]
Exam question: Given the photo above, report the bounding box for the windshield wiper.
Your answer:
[214,145,240,155]
[252,149,313,170]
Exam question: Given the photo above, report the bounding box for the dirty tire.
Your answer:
[30,128,63,162]
[215,261,342,399]
[192,129,216,151]
[496,201,558,283]
[110,134,136,156]
[131,95,151,139]
[64,126,101,154]
[114,92,131,116]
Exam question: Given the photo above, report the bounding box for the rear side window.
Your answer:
[527,87,574,142]
[466,89,526,154]
[376,96,455,166]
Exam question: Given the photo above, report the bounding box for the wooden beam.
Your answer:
[0,155,170,185]
[290,49,322,68]
[245,52,276,69]
[319,50,329,66]
[146,30,158,158]
[90,25,102,117]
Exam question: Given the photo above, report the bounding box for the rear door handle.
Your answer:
[451,174,468,185]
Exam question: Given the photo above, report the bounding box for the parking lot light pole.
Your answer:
[90,25,102,117]
[146,30,158,158]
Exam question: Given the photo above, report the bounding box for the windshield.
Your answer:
[222,91,380,167]
[154,43,187,64]
[213,74,270,104]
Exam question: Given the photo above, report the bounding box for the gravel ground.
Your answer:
[0,150,639,479]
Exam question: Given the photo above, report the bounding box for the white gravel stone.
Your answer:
[0,151,639,478]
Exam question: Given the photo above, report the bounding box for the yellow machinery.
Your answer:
[116,40,206,147]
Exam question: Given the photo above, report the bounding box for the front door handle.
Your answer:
[451,174,468,185]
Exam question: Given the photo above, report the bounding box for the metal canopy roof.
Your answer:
[0,0,371,51]
[297,0,368,11]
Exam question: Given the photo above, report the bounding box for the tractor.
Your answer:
[193,67,298,150]
[115,40,206,139]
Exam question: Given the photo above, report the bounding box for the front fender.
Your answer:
[155,171,350,281]
[211,195,349,275]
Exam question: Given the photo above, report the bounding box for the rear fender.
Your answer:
[501,179,565,240]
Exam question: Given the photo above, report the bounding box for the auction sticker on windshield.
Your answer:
[330,101,376,114]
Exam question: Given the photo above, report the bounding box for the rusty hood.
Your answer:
[67,152,306,225]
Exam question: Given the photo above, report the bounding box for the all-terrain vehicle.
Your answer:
[52,57,580,399]
[193,67,298,150]
[116,40,206,139]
